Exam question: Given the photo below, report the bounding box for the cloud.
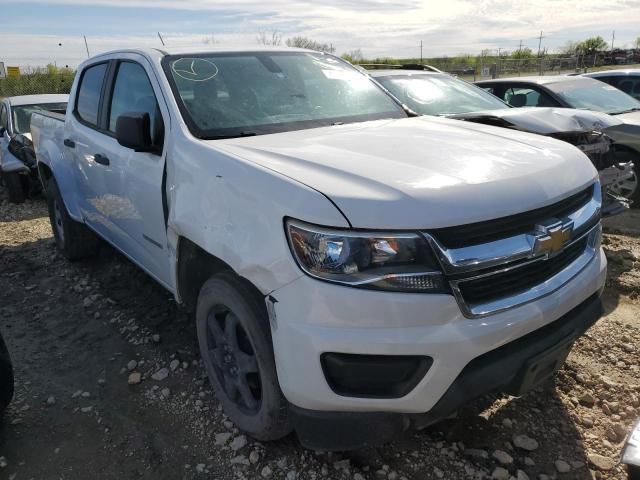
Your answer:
[1,0,639,67]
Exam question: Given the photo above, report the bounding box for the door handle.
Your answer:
[63,138,75,148]
[93,153,110,166]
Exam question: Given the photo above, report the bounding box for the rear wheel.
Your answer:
[196,272,291,441]
[4,171,27,204]
[46,177,100,260]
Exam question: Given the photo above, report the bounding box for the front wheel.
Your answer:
[46,177,100,260]
[196,272,291,441]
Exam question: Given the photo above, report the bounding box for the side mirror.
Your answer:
[115,112,154,152]
[0,127,6,137]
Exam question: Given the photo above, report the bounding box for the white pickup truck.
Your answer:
[32,46,607,451]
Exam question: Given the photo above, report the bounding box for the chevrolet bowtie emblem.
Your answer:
[533,219,574,257]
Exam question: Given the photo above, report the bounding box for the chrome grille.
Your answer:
[423,182,602,318]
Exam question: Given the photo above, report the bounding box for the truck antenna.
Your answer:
[83,36,90,58]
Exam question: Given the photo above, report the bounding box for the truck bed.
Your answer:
[31,110,67,183]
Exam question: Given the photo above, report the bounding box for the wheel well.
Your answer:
[177,237,265,312]
[37,163,53,188]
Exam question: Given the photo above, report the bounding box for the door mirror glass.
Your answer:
[115,112,154,152]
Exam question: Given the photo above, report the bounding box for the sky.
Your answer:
[0,0,639,69]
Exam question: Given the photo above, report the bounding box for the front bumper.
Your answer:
[269,247,606,449]
[290,291,603,450]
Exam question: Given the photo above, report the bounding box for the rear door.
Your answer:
[64,61,111,227]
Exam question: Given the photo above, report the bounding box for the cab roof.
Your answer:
[82,44,319,65]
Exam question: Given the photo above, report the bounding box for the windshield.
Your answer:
[163,52,406,139]
[375,74,508,115]
[11,102,67,134]
[547,78,640,114]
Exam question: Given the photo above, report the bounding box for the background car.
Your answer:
[0,94,68,203]
[371,69,632,215]
[476,76,640,204]
[583,69,640,100]
[0,330,14,415]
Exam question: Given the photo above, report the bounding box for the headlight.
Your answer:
[285,219,446,293]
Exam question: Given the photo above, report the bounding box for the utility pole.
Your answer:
[537,31,544,57]
[420,40,423,64]
[611,30,615,51]
[157,32,165,46]
[83,36,90,58]
[518,39,523,54]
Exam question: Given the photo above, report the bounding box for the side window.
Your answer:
[0,104,8,131]
[615,77,635,95]
[596,76,615,86]
[504,86,558,107]
[76,63,108,126]
[108,62,163,146]
[632,78,640,99]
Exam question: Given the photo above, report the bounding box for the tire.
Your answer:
[46,177,100,260]
[0,332,14,414]
[5,171,27,204]
[630,162,640,207]
[608,148,640,207]
[196,272,291,441]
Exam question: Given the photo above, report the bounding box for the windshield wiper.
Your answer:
[611,107,640,115]
[206,131,259,140]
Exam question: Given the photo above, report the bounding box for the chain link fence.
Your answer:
[0,73,74,98]
[475,57,587,80]
[440,55,640,81]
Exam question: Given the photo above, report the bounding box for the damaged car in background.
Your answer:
[370,70,634,216]
[0,95,68,203]
[475,75,640,205]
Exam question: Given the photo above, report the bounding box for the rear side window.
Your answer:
[76,63,108,126]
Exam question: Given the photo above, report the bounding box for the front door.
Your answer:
[95,56,171,288]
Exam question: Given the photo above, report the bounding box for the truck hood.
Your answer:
[451,107,622,135]
[614,110,640,127]
[212,116,597,229]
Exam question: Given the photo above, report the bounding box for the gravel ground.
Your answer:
[0,187,638,480]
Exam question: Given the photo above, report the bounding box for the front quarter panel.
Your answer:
[166,133,350,295]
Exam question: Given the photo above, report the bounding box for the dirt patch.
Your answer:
[0,189,638,480]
